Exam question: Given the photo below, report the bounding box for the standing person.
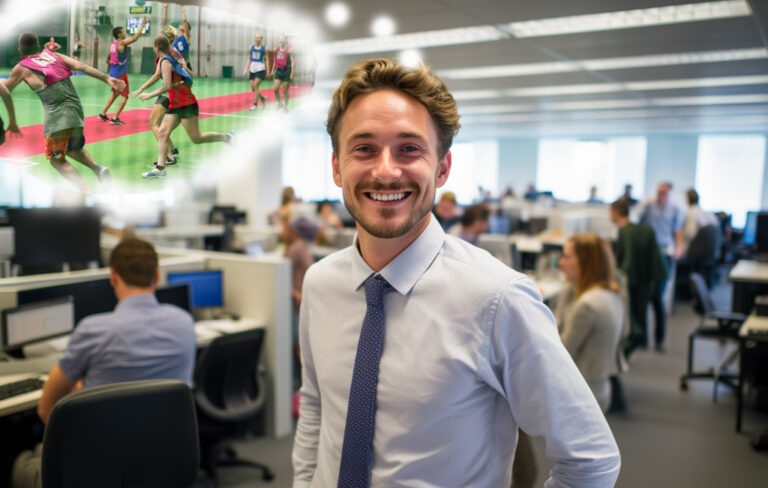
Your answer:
[138,36,232,179]
[243,32,269,110]
[3,33,123,193]
[98,17,148,125]
[271,34,293,111]
[130,24,187,168]
[610,199,666,358]
[618,183,638,206]
[556,233,625,411]
[639,182,684,352]
[292,58,620,487]
[71,33,83,60]
[11,238,196,488]
[0,81,22,146]
[44,37,60,52]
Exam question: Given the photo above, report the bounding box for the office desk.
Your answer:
[0,318,265,418]
[729,260,768,314]
[735,314,768,432]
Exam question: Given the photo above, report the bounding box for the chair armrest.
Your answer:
[194,366,267,422]
[705,311,747,323]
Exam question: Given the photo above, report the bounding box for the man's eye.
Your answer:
[354,146,373,153]
[402,145,419,152]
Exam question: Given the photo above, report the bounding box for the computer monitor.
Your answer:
[743,211,759,246]
[8,207,101,268]
[155,283,192,314]
[477,234,513,267]
[2,296,75,351]
[166,270,223,309]
[756,214,768,254]
[18,278,116,325]
[488,215,511,235]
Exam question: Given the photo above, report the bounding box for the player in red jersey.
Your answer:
[138,36,232,179]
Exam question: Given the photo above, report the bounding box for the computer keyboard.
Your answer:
[0,378,45,401]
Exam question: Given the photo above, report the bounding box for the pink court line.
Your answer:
[0,84,310,160]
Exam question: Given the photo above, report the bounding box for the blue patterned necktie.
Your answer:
[337,274,391,488]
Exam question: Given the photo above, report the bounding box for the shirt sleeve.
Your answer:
[57,319,99,382]
[479,277,621,488]
[292,274,321,487]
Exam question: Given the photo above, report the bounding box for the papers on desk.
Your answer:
[194,318,264,343]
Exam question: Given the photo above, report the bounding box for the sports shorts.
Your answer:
[45,128,86,160]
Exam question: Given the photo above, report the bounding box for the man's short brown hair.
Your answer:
[326,58,461,159]
[18,33,40,56]
[109,238,158,287]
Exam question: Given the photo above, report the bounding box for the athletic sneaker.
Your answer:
[249,104,257,111]
[96,165,111,182]
[171,147,179,157]
[142,167,167,179]
[165,156,178,167]
[98,113,109,122]
[110,117,125,125]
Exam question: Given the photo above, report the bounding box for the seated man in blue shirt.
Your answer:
[12,238,196,488]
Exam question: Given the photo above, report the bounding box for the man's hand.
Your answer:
[129,90,139,98]
[140,93,152,101]
[141,15,148,27]
[109,77,126,93]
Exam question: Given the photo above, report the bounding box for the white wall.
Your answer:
[644,134,699,208]
[497,138,538,197]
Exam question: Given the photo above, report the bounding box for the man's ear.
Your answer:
[332,152,342,188]
[436,150,452,188]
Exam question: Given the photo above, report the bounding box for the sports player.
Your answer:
[271,34,293,111]
[171,5,192,72]
[139,36,232,179]
[98,16,147,125]
[130,24,187,167]
[3,33,124,193]
[242,32,269,110]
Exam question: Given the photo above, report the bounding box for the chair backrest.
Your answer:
[42,379,199,488]
[689,272,716,316]
[194,328,267,422]
[687,225,721,260]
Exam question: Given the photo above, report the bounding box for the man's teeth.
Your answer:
[370,192,406,202]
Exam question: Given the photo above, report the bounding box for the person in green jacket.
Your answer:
[610,199,667,358]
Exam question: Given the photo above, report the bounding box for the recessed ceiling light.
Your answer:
[399,49,422,68]
[371,15,396,37]
[325,2,350,27]
[318,0,751,55]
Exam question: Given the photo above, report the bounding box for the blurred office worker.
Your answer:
[12,238,196,488]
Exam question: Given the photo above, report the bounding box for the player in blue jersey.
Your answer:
[172,5,192,72]
[98,16,147,125]
[242,32,270,110]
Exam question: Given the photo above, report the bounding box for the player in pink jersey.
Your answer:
[271,34,294,111]
[3,33,125,193]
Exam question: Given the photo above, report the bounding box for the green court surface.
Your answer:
[2,73,305,192]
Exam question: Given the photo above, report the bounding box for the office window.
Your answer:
[440,140,498,204]
[282,131,342,202]
[696,135,766,228]
[537,138,646,203]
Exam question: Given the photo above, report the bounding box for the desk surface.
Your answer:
[0,318,264,417]
[740,314,768,337]
[729,260,768,283]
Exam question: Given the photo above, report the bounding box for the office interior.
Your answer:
[2,0,768,486]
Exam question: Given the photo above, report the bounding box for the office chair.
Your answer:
[41,379,199,488]
[194,328,274,485]
[686,225,721,288]
[680,272,745,401]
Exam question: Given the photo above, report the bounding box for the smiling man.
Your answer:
[292,59,621,488]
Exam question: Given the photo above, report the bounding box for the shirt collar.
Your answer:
[350,215,446,296]
[115,293,158,312]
